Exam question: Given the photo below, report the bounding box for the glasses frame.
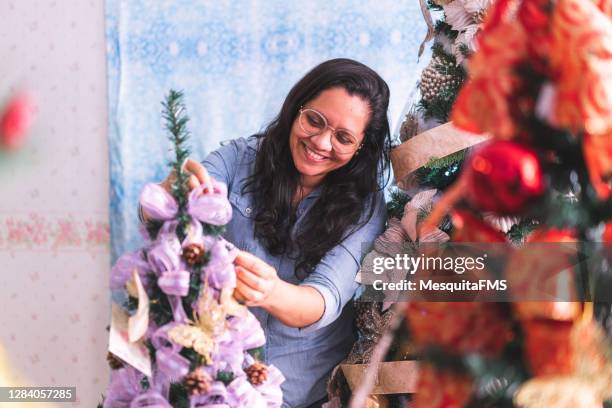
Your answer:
[298,106,362,155]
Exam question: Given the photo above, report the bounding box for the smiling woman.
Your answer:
[289,88,369,192]
[149,58,392,408]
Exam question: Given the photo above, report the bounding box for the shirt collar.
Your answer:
[304,185,322,199]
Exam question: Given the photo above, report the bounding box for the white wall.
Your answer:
[0,1,110,406]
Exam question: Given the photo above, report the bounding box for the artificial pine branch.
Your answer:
[426,0,443,11]
[161,89,192,242]
[435,20,458,39]
[415,159,461,190]
[387,188,411,219]
[168,383,190,408]
[423,150,465,170]
[507,219,538,244]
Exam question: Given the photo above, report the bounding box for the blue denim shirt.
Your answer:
[202,135,387,407]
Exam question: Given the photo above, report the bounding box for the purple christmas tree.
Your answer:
[101,90,284,407]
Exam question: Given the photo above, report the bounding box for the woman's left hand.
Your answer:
[233,250,280,307]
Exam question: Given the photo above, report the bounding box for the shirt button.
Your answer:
[245,207,252,214]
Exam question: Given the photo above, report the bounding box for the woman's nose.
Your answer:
[309,128,334,152]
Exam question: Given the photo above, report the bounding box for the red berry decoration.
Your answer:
[464,141,544,215]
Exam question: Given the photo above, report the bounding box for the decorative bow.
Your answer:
[139,181,232,225]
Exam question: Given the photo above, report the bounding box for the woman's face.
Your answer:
[289,87,370,184]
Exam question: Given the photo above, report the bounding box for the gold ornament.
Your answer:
[419,56,460,104]
[168,285,227,364]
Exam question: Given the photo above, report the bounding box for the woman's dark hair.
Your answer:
[243,58,391,278]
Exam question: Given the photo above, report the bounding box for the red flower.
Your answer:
[518,0,554,74]
[550,0,612,136]
[451,20,529,139]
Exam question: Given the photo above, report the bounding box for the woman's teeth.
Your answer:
[304,144,326,162]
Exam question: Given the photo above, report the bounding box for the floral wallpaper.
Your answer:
[0,0,110,406]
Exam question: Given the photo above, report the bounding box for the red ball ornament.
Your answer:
[464,141,544,215]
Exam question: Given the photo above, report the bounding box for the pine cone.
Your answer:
[182,243,205,266]
[245,362,269,386]
[106,352,124,370]
[399,110,419,143]
[419,56,460,103]
[473,8,487,24]
[183,367,212,396]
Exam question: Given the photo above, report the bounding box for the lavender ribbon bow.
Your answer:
[139,180,232,226]
[104,367,146,408]
[110,249,152,291]
[203,239,238,289]
[129,391,172,408]
[212,339,245,374]
[226,376,267,407]
[187,181,232,226]
[189,377,266,408]
[189,381,230,408]
[147,232,191,315]
[229,311,266,350]
[140,184,179,221]
[151,323,191,381]
[255,365,285,406]
[158,270,190,297]
[147,233,181,275]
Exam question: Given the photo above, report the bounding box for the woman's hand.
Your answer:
[159,158,215,195]
[233,250,280,307]
[233,250,326,328]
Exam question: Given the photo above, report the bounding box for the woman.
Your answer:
[151,58,391,407]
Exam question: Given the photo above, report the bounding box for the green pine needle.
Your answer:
[387,188,411,219]
[247,346,265,361]
[427,0,443,11]
[168,383,190,408]
[162,89,193,241]
[423,150,465,170]
[434,20,458,39]
[507,219,538,244]
[216,370,235,385]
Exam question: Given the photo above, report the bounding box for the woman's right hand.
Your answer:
[159,158,215,195]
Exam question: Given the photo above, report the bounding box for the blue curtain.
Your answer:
[105,0,430,263]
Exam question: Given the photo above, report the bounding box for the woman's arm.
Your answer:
[234,190,388,330]
[233,250,325,328]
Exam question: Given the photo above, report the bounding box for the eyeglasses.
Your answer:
[298,107,361,155]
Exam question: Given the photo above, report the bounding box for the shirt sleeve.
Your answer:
[201,137,245,189]
[298,189,387,333]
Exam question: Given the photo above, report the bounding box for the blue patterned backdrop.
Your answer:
[105,0,430,263]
